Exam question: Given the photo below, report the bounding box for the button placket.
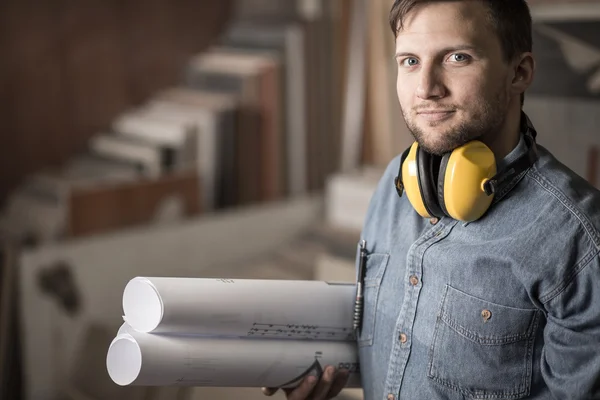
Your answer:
[383,220,456,397]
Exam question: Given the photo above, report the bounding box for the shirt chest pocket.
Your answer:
[357,252,389,347]
[428,285,541,399]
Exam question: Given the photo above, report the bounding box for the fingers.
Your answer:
[305,366,337,400]
[262,387,278,396]
[262,365,351,400]
[326,368,350,398]
[285,375,318,400]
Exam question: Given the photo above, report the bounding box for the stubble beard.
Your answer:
[402,90,508,156]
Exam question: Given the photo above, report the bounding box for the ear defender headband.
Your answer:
[394,112,539,222]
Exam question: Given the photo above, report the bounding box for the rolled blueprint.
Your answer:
[106,324,361,388]
[122,277,356,339]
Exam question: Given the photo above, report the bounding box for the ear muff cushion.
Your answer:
[416,148,444,218]
[402,143,431,218]
[443,141,497,222]
[437,152,452,217]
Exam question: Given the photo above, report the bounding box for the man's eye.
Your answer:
[450,53,470,62]
[402,57,419,67]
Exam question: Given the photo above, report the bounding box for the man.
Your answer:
[264,0,600,399]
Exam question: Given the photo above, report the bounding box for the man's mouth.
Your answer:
[416,110,455,122]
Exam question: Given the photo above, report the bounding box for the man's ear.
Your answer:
[511,52,535,96]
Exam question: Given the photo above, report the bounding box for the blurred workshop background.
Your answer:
[0,0,598,399]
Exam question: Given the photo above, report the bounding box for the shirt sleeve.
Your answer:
[541,252,600,399]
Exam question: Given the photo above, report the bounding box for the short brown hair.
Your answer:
[389,0,532,105]
[390,0,532,61]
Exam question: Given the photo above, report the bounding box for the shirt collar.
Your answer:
[490,132,531,207]
[497,133,527,172]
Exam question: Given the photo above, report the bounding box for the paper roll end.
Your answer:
[106,335,142,386]
[122,277,163,332]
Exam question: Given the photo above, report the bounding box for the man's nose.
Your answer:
[416,65,446,99]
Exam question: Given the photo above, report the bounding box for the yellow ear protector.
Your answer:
[394,112,539,222]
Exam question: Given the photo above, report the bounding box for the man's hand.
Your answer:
[261,365,350,400]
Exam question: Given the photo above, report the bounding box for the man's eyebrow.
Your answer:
[394,45,481,59]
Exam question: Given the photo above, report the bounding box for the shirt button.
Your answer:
[481,309,492,321]
[430,217,439,225]
[399,333,407,343]
[387,394,395,400]
[409,275,419,286]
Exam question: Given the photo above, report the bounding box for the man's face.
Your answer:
[395,1,512,155]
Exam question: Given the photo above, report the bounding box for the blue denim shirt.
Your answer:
[357,135,600,400]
